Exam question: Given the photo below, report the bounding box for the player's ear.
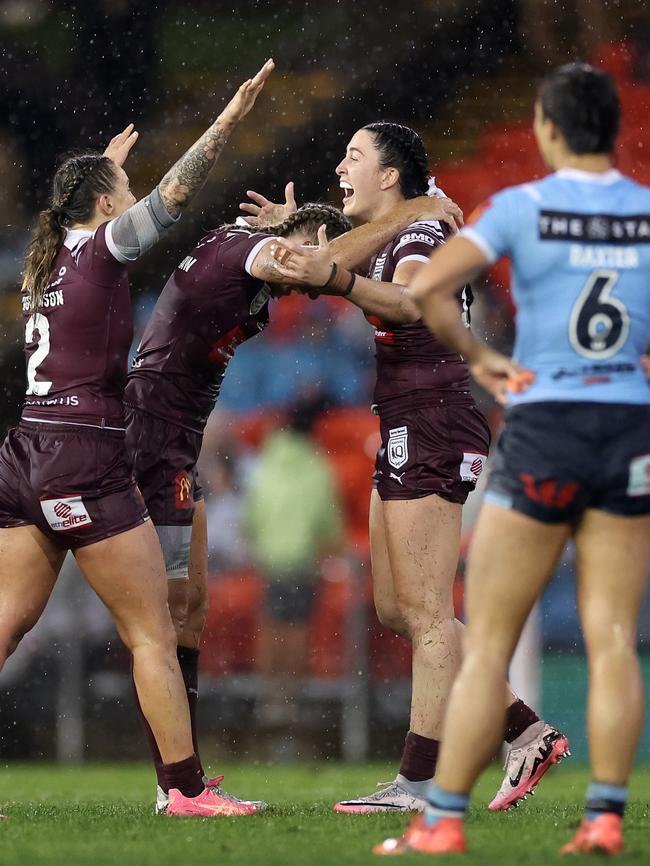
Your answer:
[380,166,400,191]
[96,193,114,217]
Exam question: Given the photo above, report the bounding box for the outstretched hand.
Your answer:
[269,225,335,292]
[239,181,297,227]
[219,58,275,127]
[103,123,139,167]
[468,344,535,405]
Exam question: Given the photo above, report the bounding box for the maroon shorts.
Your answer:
[0,421,148,549]
[374,400,491,503]
[125,406,203,526]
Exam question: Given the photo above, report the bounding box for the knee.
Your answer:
[186,582,209,634]
[167,581,190,636]
[374,598,410,639]
[395,588,453,640]
[583,618,638,660]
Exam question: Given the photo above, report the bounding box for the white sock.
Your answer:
[397,774,433,796]
[508,719,545,750]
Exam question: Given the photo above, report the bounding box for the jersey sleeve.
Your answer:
[391,221,446,270]
[461,188,519,264]
[214,229,275,276]
[71,221,127,287]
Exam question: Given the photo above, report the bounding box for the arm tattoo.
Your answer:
[158,122,230,219]
[254,252,286,284]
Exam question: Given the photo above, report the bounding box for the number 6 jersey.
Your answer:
[462,168,650,405]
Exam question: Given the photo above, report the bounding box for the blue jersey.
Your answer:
[463,168,650,405]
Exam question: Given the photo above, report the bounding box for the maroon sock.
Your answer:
[177,645,202,771]
[399,731,440,782]
[131,657,166,790]
[504,699,540,743]
[162,753,204,798]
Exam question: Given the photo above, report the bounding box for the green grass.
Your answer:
[1,763,649,865]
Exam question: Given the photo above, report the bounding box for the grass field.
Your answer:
[1,762,649,865]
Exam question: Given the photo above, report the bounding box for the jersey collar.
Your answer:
[555,168,623,185]
[63,227,94,250]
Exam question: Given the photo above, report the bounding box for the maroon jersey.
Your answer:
[21,223,132,426]
[125,227,274,432]
[366,220,472,407]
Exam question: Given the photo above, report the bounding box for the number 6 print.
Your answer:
[25,313,53,395]
[568,269,629,360]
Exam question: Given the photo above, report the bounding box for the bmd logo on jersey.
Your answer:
[41,496,92,531]
[387,426,409,470]
[174,471,193,509]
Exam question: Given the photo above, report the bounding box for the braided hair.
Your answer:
[362,121,429,199]
[263,202,351,240]
[22,152,118,311]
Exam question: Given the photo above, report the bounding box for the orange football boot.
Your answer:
[560,814,623,856]
[373,815,466,856]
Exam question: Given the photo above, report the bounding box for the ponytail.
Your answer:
[22,208,66,312]
[22,151,118,311]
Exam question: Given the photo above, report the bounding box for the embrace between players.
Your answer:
[0,58,649,856]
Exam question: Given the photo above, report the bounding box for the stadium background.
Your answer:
[0,0,649,770]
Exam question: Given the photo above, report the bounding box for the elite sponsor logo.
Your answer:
[41,496,92,532]
[460,452,486,483]
[387,426,408,470]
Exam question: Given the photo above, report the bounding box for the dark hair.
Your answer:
[362,121,429,199]
[22,152,118,310]
[539,63,620,155]
[263,202,352,240]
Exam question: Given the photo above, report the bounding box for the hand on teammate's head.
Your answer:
[239,181,297,228]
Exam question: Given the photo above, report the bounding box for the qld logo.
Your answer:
[387,426,409,470]
[41,496,92,531]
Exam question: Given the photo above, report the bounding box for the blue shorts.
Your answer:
[485,402,650,523]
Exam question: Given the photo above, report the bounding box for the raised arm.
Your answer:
[158,59,275,218]
[106,61,274,263]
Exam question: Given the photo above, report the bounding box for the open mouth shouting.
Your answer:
[340,179,354,208]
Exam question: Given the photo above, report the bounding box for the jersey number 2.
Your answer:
[25,313,53,396]
[568,269,629,360]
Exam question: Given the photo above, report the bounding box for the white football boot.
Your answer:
[489,722,571,811]
[334,776,427,814]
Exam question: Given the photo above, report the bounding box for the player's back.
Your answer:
[126,227,272,432]
[21,223,131,426]
[467,169,650,405]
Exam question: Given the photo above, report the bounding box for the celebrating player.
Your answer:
[125,184,466,813]
[264,121,566,814]
[0,60,276,817]
[374,63,650,856]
